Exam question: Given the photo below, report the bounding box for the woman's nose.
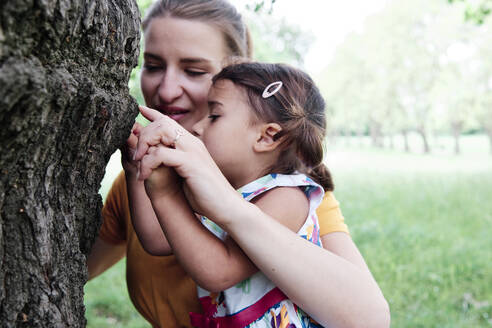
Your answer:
[157,69,183,103]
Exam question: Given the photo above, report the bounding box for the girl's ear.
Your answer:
[253,123,283,153]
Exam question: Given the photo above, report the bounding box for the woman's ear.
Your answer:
[253,123,283,153]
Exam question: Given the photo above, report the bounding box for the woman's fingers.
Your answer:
[134,118,173,160]
[134,110,191,161]
[139,105,164,122]
[131,122,142,137]
[138,145,183,180]
[126,122,142,151]
[134,106,171,160]
[121,122,142,168]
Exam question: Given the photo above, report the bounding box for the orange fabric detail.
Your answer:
[316,192,350,236]
[99,172,128,244]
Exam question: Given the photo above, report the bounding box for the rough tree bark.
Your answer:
[0,1,140,326]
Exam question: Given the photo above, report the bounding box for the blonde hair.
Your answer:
[142,0,252,58]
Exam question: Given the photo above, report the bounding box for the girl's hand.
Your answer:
[121,123,142,177]
[135,106,242,223]
[142,145,182,201]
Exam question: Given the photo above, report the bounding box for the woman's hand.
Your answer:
[121,123,142,177]
[134,106,241,222]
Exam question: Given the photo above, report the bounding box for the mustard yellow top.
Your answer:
[99,171,349,327]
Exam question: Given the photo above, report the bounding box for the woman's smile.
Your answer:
[154,105,190,122]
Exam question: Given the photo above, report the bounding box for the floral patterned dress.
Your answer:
[189,173,325,328]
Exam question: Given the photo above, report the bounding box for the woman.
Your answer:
[87,1,390,327]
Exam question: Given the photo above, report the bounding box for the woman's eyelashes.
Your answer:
[143,61,208,77]
[185,68,208,77]
[143,63,162,72]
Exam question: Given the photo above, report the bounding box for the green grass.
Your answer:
[86,135,492,327]
[333,168,492,327]
[84,260,150,327]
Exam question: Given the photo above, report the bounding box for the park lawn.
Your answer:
[85,140,492,327]
[333,168,492,327]
[84,259,149,328]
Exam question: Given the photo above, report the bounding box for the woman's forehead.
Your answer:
[144,16,227,62]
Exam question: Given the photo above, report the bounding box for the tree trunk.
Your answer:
[341,129,350,147]
[402,130,410,153]
[452,130,461,155]
[451,122,463,155]
[388,134,395,149]
[486,129,492,155]
[417,127,431,153]
[356,129,365,147]
[0,1,140,327]
[369,121,383,148]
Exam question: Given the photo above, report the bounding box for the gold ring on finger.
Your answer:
[171,129,185,148]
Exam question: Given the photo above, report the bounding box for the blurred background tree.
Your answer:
[449,0,491,24]
[319,0,492,154]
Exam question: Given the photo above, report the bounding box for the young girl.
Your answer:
[132,62,335,327]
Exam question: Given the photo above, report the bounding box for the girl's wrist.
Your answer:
[124,170,144,187]
[122,161,139,176]
[147,184,185,205]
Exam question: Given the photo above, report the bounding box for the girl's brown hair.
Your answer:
[212,62,334,191]
[142,0,252,58]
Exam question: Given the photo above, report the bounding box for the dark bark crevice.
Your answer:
[0,1,140,326]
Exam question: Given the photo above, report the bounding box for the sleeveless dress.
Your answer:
[189,173,325,328]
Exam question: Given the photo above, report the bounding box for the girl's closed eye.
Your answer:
[208,114,220,122]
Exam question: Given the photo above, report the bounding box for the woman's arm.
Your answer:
[87,171,128,280]
[87,237,126,280]
[145,161,310,292]
[221,202,390,328]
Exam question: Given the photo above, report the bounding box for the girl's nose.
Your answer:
[157,69,183,103]
[191,116,206,138]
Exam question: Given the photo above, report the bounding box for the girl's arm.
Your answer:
[123,123,171,255]
[126,173,172,255]
[145,162,310,292]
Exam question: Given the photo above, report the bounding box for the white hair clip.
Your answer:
[262,81,283,98]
